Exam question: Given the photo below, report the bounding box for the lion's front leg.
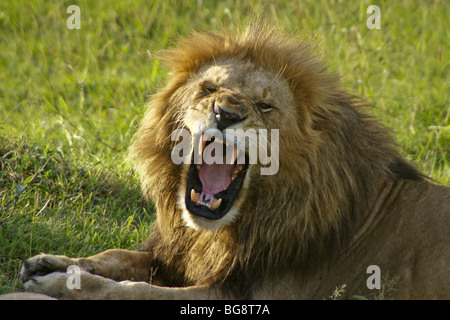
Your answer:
[21,249,153,285]
[22,270,224,300]
[22,270,124,299]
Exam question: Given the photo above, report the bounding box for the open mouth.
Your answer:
[185,134,249,220]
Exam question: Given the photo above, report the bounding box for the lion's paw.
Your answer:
[22,270,117,299]
[20,253,78,284]
[22,272,75,299]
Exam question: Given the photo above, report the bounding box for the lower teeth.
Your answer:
[191,189,222,211]
[210,198,222,210]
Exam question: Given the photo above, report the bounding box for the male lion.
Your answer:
[20,25,449,300]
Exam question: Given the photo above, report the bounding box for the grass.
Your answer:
[0,0,448,294]
[0,136,152,292]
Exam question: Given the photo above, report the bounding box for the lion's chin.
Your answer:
[180,203,244,231]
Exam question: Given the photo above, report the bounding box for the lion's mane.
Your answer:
[130,25,423,297]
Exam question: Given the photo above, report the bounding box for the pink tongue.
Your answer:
[199,162,235,196]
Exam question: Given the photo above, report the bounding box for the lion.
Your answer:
[18,24,449,300]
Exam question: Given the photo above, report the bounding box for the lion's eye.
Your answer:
[200,81,217,95]
[256,102,274,113]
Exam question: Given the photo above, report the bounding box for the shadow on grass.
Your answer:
[0,135,154,294]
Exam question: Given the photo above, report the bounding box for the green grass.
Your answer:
[0,136,153,292]
[0,0,448,294]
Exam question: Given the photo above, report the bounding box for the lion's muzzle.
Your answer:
[185,132,249,220]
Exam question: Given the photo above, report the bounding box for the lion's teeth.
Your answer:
[232,146,238,164]
[236,147,245,165]
[190,189,200,204]
[225,144,238,164]
[231,164,244,182]
[197,134,206,159]
[210,198,222,211]
[202,140,206,154]
[226,145,237,165]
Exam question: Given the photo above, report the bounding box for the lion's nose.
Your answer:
[214,102,247,131]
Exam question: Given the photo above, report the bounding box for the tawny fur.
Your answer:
[17,24,449,300]
[129,25,425,295]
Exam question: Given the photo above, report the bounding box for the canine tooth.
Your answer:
[210,198,222,211]
[198,134,206,158]
[202,140,207,153]
[236,147,246,165]
[225,144,238,164]
[191,189,200,204]
[231,164,243,182]
[232,146,238,164]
